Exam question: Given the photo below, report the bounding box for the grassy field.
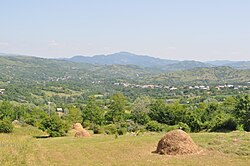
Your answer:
[0,126,250,166]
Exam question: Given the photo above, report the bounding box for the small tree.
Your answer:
[131,96,151,125]
[106,93,127,123]
[64,106,82,124]
[82,97,105,126]
[235,95,250,131]
[0,101,15,121]
[39,116,69,137]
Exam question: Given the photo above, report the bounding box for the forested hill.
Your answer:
[0,56,153,84]
[65,52,179,67]
[0,55,250,103]
[0,56,250,84]
[147,66,250,85]
[66,52,250,70]
[1,56,250,85]
[65,52,214,71]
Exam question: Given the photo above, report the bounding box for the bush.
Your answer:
[117,127,127,135]
[243,119,250,132]
[210,114,237,132]
[0,120,14,133]
[146,121,165,132]
[236,124,244,131]
[82,120,91,129]
[177,122,191,132]
[126,120,146,133]
[93,125,104,134]
[39,116,69,137]
[25,117,38,126]
[103,124,117,135]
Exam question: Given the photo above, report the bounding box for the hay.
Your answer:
[75,129,91,138]
[155,129,199,155]
[73,123,84,131]
[73,123,91,138]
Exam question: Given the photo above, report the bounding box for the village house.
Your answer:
[0,89,5,95]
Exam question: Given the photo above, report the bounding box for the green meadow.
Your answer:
[1,126,249,166]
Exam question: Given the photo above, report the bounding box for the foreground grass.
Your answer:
[0,126,45,166]
[1,127,250,166]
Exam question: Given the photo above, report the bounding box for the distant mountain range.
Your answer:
[65,52,250,71]
[66,52,179,67]
[0,54,249,87]
[1,51,250,71]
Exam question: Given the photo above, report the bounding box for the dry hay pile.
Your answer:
[75,129,91,138]
[73,123,91,138]
[73,123,84,131]
[155,129,199,155]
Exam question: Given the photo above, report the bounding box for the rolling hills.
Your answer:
[0,54,250,103]
[1,55,250,86]
[65,52,250,70]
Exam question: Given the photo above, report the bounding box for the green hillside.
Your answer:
[0,56,250,103]
[148,66,250,85]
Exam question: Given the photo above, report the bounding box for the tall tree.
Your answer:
[106,93,127,123]
[82,97,104,125]
[131,96,151,125]
[235,95,250,131]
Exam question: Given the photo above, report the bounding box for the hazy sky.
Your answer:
[0,0,249,61]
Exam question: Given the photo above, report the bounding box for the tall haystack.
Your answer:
[155,129,198,155]
[73,123,91,138]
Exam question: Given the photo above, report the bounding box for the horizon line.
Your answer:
[0,51,249,62]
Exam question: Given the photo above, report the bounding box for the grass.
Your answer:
[0,126,250,166]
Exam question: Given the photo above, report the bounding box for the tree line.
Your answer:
[0,93,249,136]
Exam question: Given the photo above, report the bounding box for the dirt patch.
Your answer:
[155,129,199,155]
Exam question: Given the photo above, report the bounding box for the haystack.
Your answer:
[73,123,84,131]
[75,129,91,138]
[155,129,198,155]
[73,123,91,138]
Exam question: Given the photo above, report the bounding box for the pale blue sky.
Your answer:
[0,0,249,61]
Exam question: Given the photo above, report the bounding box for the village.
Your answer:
[113,82,250,91]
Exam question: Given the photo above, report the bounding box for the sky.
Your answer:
[0,0,249,61]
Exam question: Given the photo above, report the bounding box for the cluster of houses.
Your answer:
[215,84,249,90]
[188,86,210,90]
[48,76,71,82]
[114,82,178,90]
[114,82,250,91]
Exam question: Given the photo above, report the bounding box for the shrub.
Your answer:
[177,122,191,132]
[236,124,244,131]
[82,120,91,129]
[93,125,104,134]
[146,121,164,132]
[243,119,250,132]
[0,119,13,133]
[126,120,146,133]
[210,114,237,132]
[103,124,117,135]
[39,116,69,137]
[25,117,38,126]
[117,127,127,135]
